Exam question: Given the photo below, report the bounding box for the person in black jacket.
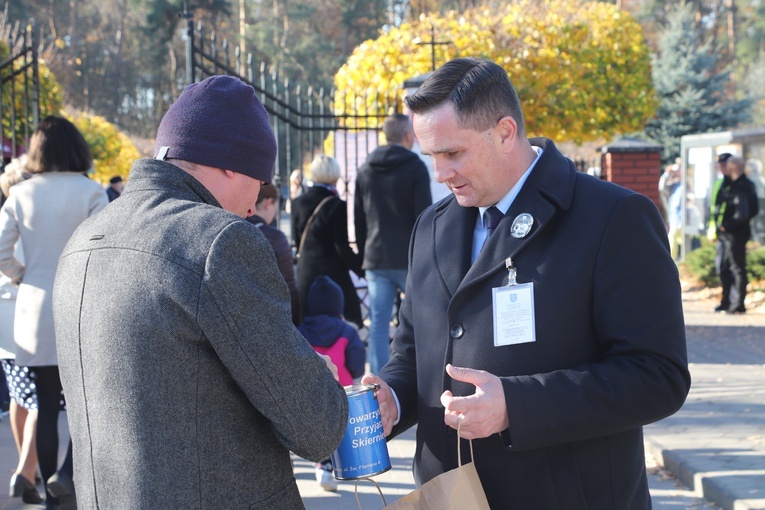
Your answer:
[355,114,432,373]
[106,176,123,202]
[291,155,364,327]
[713,156,759,314]
[361,57,689,509]
[247,184,301,325]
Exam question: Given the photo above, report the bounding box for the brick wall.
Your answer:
[600,149,662,211]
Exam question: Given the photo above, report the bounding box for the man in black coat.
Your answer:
[713,156,759,314]
[362,58,690,509]
[354,114,432,374]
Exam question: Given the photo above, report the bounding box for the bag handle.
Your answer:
[297,196,334,255]
[355,418,475,509]
[457,415,475,467]
[354,477,388,509]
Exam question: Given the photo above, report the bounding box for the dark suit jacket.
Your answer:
[380,139,690,509]
[291,185,363,326]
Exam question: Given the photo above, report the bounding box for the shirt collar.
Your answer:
[478,145,543,223]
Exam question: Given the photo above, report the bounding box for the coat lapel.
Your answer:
[433,196,477,298]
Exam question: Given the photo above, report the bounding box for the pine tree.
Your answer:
[645,2,752,164]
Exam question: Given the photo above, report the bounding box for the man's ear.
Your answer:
[496,116,518,152]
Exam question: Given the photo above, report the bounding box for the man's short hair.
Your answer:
[309,154,340,184]
[404,57,526,136]
[256,181,279,205]
[109,175,123,184]
[382,114,411,144]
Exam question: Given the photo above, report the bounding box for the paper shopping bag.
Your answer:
[385,422,490,510]
[384,459,490,510]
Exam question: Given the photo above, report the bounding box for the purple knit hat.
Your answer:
[154,75,276,183]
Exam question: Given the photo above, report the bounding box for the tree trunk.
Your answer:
[727,0,736,65]
[273,0,279,47]
[280,0,289,49]
[239,0,246,75]
[114,0,129,124]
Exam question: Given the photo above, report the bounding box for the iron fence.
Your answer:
[189,21,403,201]
[0,15,40,173]
[189,21,409,333]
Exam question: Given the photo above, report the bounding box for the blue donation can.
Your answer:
[331,383,391,480]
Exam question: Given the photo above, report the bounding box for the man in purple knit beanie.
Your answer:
[53,75,348,509]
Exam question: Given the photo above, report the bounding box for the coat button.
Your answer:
[450,324,464,339]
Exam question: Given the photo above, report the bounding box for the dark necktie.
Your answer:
[481,206,504,251]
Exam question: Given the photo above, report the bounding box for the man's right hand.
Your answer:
[361,373,398,437]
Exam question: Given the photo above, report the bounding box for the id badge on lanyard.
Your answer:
[492,257,536,347]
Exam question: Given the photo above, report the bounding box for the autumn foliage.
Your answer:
[334,0,656,143]
[2,34,139,184]
[0,39,63,147]
[68,112,141,184]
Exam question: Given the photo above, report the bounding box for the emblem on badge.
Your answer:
[510,213,534,238]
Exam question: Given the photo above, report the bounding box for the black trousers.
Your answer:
[715,232,748,310]
[33,365,73,486]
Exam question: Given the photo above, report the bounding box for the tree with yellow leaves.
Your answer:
[1,33,139,183]
[335,0,656,143]
[68,112,141,185]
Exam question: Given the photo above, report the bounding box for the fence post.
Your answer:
[30,20,40,131]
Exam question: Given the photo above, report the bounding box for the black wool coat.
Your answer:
[291,185,363,326]
[380,138,690,510]
[354,144,432,270]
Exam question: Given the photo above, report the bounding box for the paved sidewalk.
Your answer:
[0,413,69,510]
[1,289,761,509]
[643,292,765,510]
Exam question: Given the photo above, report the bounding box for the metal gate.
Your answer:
[188,19,408,333]
[0,16,40,174]
[187,19,402,201]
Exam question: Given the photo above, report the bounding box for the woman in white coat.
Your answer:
[1,156,43,505]
[0,116,108,509]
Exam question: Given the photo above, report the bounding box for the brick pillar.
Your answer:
[599,139,663,211]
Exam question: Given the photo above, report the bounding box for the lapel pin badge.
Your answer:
[510,213,534,238]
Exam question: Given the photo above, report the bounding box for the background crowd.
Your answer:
[0,58,759,510]
[0,76,433,507]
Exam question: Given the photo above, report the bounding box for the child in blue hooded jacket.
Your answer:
[299,275,366,385]
[298,275,366,490]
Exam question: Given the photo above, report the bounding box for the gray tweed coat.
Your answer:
[53,159,348,509]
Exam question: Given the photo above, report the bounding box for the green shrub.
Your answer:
[681,238,765,286]
[748,244,765,282]
[682,237,718,286]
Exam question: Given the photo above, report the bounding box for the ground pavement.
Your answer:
[1,286,762,509]
[643,287,765,510]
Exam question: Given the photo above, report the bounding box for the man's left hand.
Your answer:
[440,364,509,440]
